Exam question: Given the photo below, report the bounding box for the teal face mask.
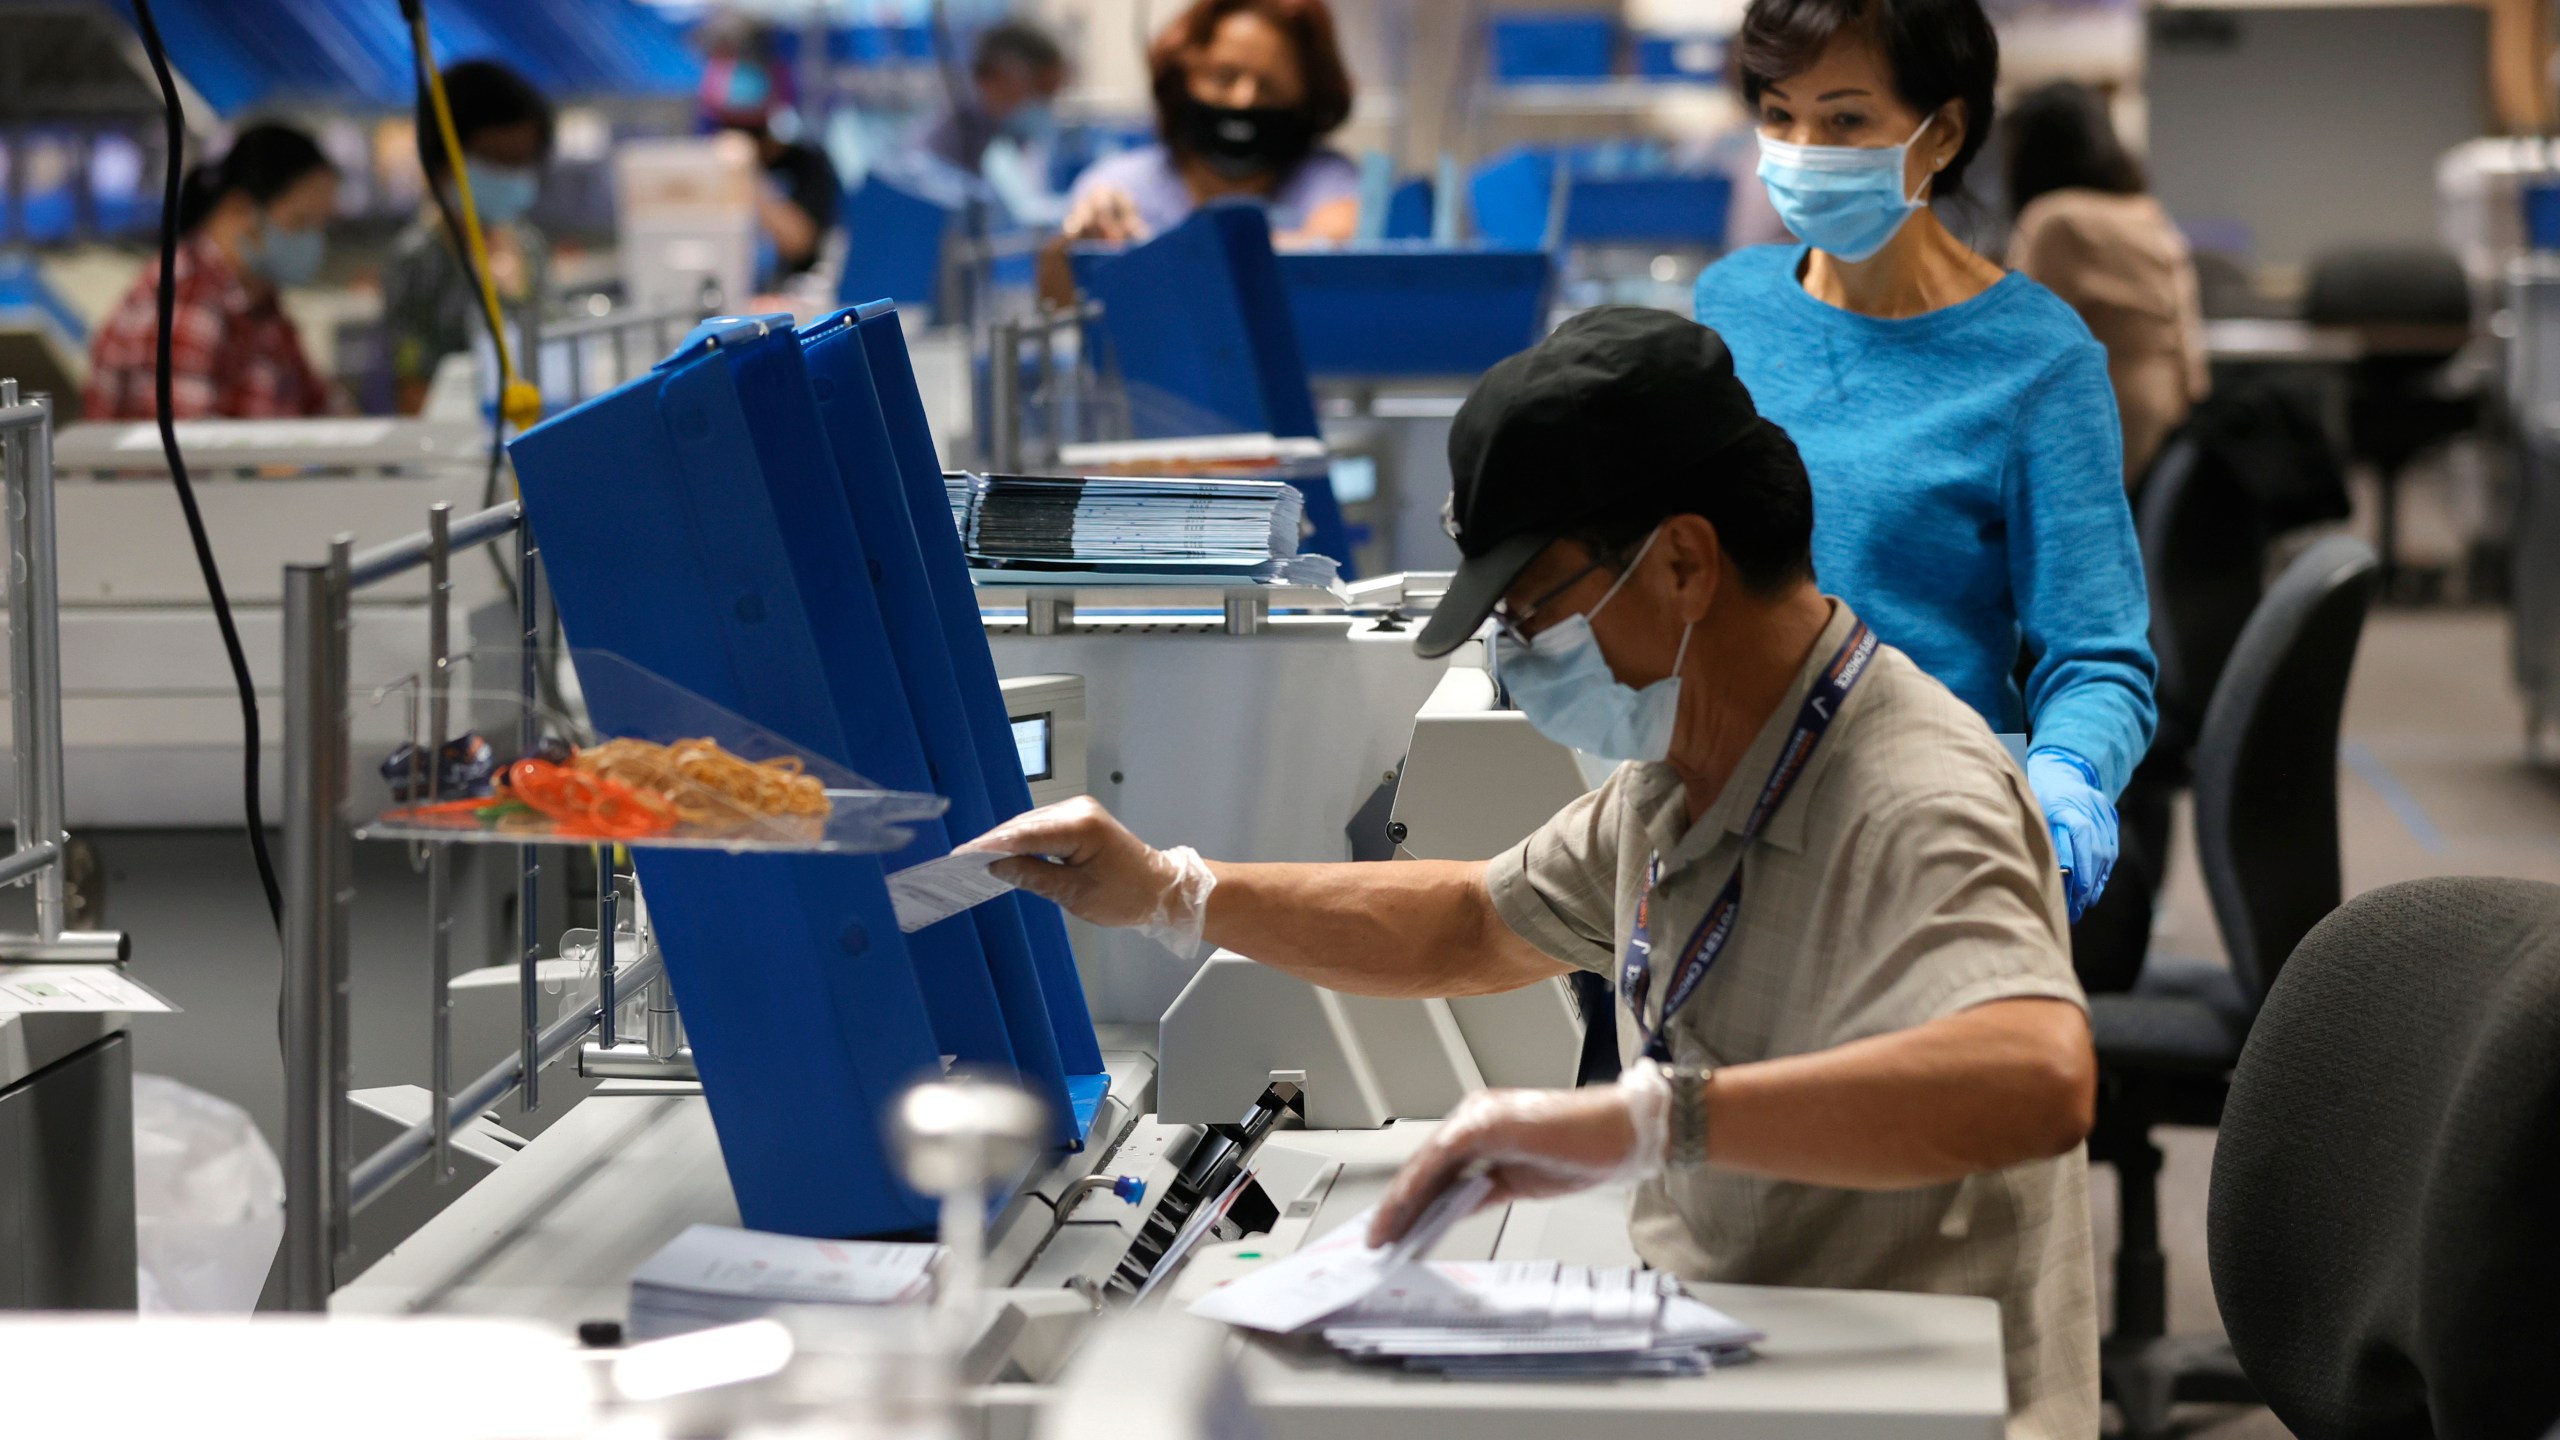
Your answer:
[244,219,325,288]
[1755,116,1934,264]
[1003,100,1058,144]
[464,161,540,225]
[1493,528,1696,764]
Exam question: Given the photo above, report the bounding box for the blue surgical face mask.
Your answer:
[464,160,540,226]
[1493,528,1696,764]
[1756,116,1936,264]
[1003,100,1058,145]
[245,218,325,288]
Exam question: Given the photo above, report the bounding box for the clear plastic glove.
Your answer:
[1367,1064,1672,1248]
[963,797,1218,956]
[2025,748,2118,924]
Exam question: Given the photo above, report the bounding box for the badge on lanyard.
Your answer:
[1618,622,1876,1062]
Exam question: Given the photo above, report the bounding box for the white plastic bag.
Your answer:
[132,1073,284,1312]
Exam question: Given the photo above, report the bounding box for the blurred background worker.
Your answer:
[82,122,340,420]
[382,59,556,416]
[923,18,1069,179]
[699,39,841,287]
[1060,0,1361,246]
[1693,0,2155,926]
[2003,82,2209,491]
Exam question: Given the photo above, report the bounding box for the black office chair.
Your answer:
[2210,877,2560,1440]
[2074,388,2352,996]
[2303,246,2475,601]
[2088,534,2379,1438]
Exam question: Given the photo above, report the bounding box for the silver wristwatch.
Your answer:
[1667,1062,1714,1169]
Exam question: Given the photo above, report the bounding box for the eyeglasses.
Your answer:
[1490,556,1611,646]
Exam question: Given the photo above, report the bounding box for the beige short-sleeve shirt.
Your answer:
[1485,601,2099,1440]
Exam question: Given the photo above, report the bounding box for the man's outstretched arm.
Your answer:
[969,798,1568,999]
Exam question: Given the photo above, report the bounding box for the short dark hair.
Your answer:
[1733,0,2000,197]
[417,59,554,180]
[1564,423,1818,597]
[1149,0,1354,140]
[2002,82,2144,219]
[176,121,333,235]
[975,19,1064,78]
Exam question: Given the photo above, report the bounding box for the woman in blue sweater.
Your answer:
[1693,0,2155,921]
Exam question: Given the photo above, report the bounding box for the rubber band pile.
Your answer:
[387,736,830,841]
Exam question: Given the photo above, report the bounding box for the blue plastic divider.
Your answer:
[1383,178,1436,241]
[1067,207,1358,568]
[1278,247,1553,383]
[1565,172,1731,246]
[1489,14,1618,83]
[1470,151,1556,250]
[850,301,1109,1079]
[508,324,947,1239]
[1634,32,1723,83]
[840,176,956,315]
[2528,182,2560,251]
[101,0,695,115]
[705,317,1084,1144]
[0,258,88,344]
[1470,147,1732,250]
[799,306,1096,1131]
[1070,204,1321,440]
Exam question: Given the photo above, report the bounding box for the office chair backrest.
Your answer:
[2138,433,2261,747]
[2209,877,2560,1440]
[2302,246,2470,332]
[2190,534,2376,1003]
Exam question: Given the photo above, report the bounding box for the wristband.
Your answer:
[1667,1062,1714,1169]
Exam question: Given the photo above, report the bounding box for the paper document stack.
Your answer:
[1188,1179,1760,1377]
[945,471,1336,587]
[627,1223,939,1339]
[1322,1261,1761,1376]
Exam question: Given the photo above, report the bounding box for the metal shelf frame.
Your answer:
[276,496,664,1312]
[0,378,126,963]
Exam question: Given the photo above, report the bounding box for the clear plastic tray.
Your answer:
[349,648,946,855]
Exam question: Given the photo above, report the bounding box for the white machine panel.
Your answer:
[1158,952,1484,1129]
[989,617,1445,1024]
[1392,657,1595,1092]
[1000,673,1089,808]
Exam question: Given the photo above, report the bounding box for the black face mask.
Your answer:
[1171,94,1316,181]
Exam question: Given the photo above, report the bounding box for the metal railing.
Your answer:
[277,497,664,1310]
[0,379,124,963]
[985,299,1113,474]
[526,301,710,413]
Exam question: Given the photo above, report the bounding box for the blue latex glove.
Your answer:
[2025,748,2118,924]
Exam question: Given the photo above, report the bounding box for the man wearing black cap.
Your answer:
[973,309,2099,1439]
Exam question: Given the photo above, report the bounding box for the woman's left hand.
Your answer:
[2026,748,2118,922]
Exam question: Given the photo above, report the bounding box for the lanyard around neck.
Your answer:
[1618,620,1878,1062]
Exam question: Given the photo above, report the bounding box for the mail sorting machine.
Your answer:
[280,300,1335,1315]
[318,313,2011,1430]
[501,300,1358,1299]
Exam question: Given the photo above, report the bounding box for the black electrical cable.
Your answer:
[127,0,284,930]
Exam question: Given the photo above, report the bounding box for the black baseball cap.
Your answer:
[1413,307,1798,659]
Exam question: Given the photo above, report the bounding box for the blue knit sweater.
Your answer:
[1695,244,2157,794]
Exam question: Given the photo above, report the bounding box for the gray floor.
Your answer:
[4,835,581,1154]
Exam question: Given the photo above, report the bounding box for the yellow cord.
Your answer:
[411,8,542,435]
